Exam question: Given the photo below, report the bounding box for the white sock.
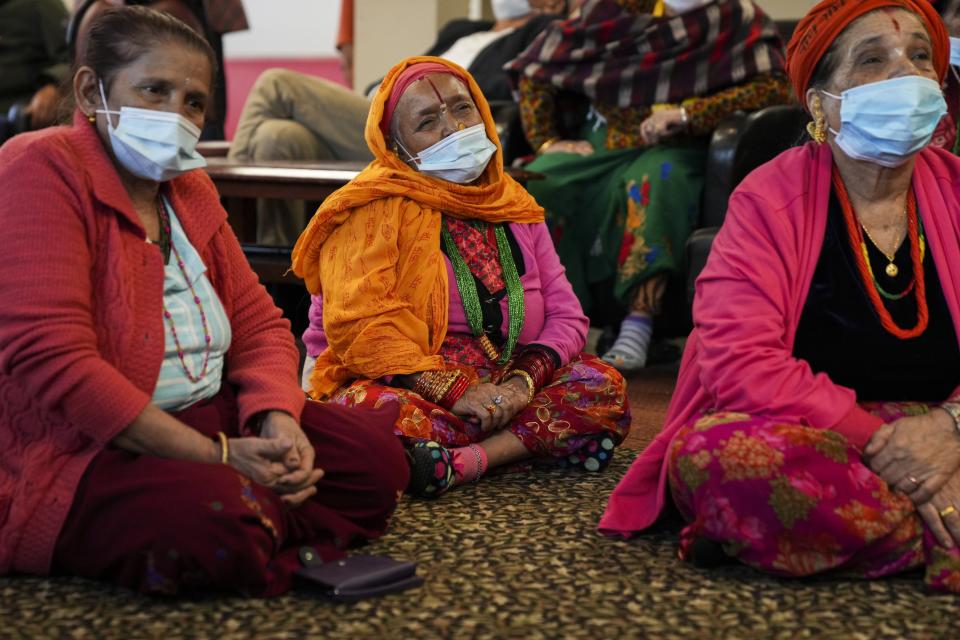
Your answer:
[602,313,653,371]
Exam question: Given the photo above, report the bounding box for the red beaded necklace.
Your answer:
[157,197,213,382]
[832,166,928,340]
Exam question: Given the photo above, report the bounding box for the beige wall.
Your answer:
[758,0,817,20]
[354,0,471,93]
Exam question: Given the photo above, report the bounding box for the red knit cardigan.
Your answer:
[0,112,305,575]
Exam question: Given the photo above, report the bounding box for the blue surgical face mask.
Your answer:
[491,0,530,20]
[821,75,947,168]
[396,123,496,184]
[96,80,207,182]
[951,37,960,67]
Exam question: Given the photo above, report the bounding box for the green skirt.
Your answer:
[525,136,706,313]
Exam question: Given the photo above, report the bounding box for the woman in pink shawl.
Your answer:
[600,0,960,592]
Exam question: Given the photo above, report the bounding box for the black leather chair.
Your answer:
[0,101,31,146]
[686,104,808,304]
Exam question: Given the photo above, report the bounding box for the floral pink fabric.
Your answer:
[668,406,960,592]
[328,354,630,464]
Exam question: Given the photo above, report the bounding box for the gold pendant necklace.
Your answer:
[860,222,905,278]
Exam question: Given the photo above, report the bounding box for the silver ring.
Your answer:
[493,394,504,406]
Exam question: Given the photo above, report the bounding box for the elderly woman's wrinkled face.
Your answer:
[391,74,483,158]
[812,9,937,128]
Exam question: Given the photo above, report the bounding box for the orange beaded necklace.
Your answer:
[832,166,928,340]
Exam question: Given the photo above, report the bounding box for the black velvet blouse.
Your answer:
[792,191,960,402]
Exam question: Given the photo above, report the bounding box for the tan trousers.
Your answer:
[229,69,373,246]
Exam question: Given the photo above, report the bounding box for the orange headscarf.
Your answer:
[291,56,544,398]
[786,0,948,107]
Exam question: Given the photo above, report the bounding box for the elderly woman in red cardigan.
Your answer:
[602,0,960,593]
[0,6,408,597]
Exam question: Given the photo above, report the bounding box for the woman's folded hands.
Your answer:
[229,411,324,508]
[865,410,960,546]
[452,379,531,432]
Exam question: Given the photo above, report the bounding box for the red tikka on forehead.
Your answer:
[425,77,445,104]
[882,7,901,34]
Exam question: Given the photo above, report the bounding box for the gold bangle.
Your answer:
[536,137,560,155]
[432,372,458,404]
[507,369,536,404]
[216,431,229,465]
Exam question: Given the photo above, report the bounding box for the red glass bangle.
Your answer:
[438,374,470,410]
[511,350,555,391]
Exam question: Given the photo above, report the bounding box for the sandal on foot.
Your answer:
[406,441,455,499]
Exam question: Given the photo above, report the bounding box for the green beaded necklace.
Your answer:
[441,219,525,365]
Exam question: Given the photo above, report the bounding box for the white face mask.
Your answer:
[663,0,712,13]
[951,36,960,67]
[396,123,497,184]
[492,0,531,20]
[96,80,207,182]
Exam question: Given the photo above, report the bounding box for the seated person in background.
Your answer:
[0,0,70,137]
[292,57,630,499]
[505,0,791,372]
[229,0,564,246]
[336,0,354,89]
[942,0,960,31]
[0,6,407,596]
[601,0,960,593]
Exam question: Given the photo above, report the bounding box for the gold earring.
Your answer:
[457,122,465,131]
[806,95,827,144]
[87,113,96,124]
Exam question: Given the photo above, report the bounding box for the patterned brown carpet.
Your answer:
[2,368,959,639]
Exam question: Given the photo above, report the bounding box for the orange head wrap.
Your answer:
[786,0,948,109]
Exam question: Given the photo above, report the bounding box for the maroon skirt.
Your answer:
[52,387,409,597]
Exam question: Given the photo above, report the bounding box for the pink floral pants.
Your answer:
[666,404,960,592]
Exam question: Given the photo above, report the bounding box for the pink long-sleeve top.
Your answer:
[599,141,960,537]
[303,221,588,366]
[0,114,304,575]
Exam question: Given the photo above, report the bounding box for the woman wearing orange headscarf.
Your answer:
[292,57,630,498]
[600,0,960,592]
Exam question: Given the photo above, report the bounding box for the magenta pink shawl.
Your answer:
[599,141,960,536]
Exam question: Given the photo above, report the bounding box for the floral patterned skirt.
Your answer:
[666,403,960,592]
[328,354,631,469]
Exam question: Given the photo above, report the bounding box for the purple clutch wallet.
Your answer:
[295,549,424,602]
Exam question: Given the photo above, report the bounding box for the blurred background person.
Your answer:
[0,0,70,142]
[506,0,791,372]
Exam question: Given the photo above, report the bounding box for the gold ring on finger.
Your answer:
[940,505,957,519]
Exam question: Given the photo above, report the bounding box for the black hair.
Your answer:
[808,43,840,93]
